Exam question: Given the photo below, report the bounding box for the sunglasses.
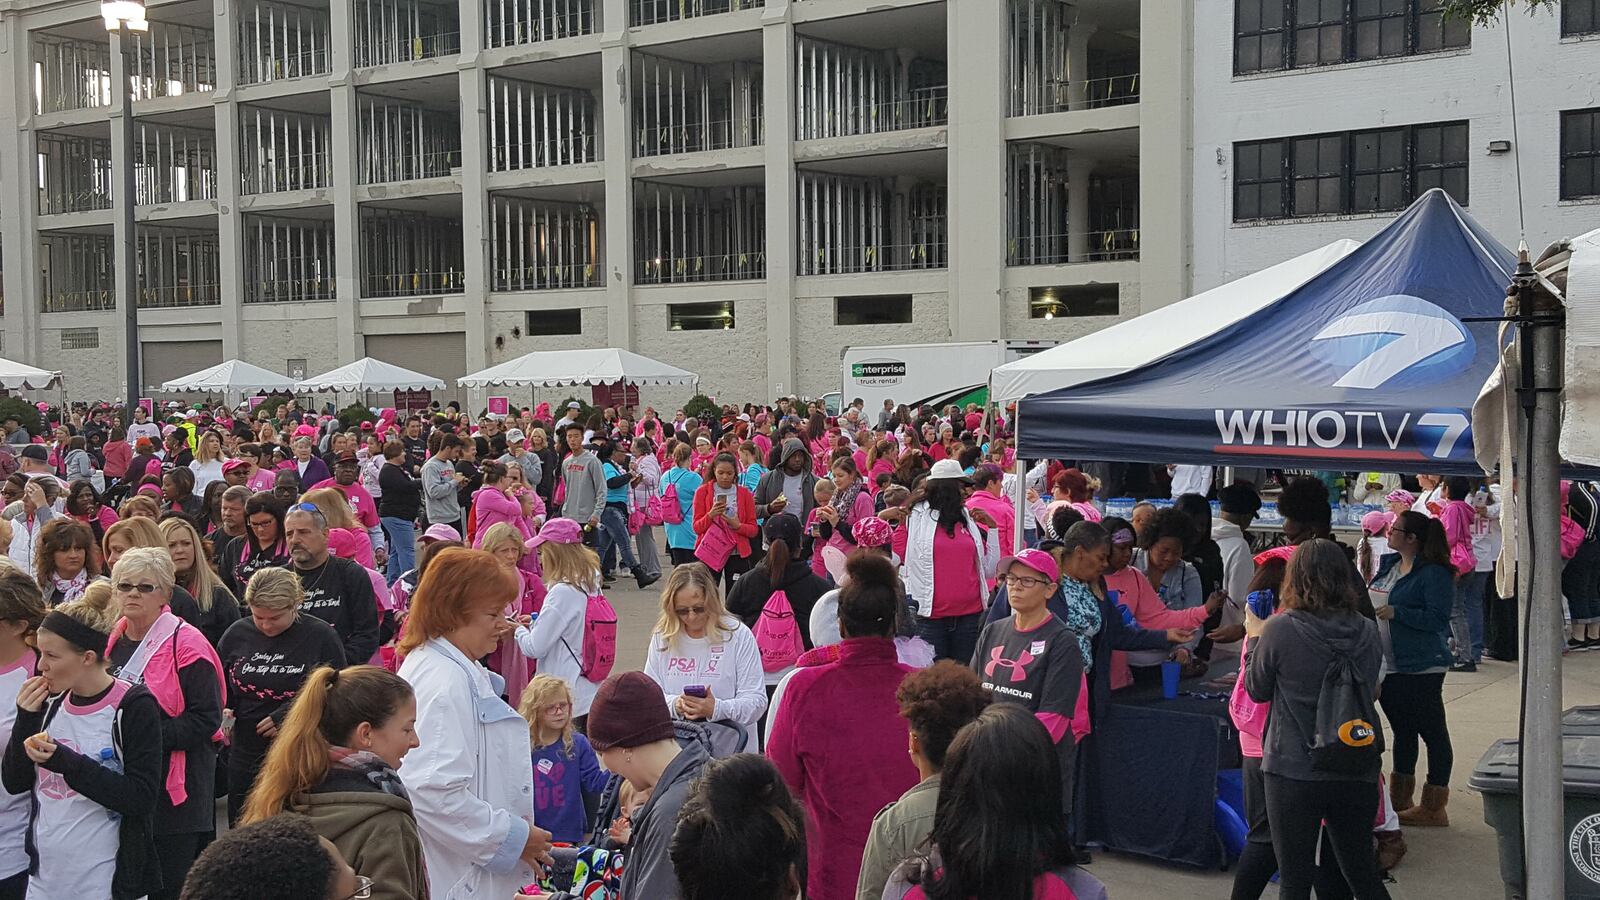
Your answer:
[339,876,374,900]
[674,606,708,617]
[115,582,159,595]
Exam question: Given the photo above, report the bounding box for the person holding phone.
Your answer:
[691,454,758,592]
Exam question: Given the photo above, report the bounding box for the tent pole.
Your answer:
[1012,403,1026,549]
[1513,249,1565,900]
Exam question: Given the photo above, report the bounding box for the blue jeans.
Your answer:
[381,516,416,585]
[598,504,638,572]
[1451,570,1488,663]
[915,612,983,664]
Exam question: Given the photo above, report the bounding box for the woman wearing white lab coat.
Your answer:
[396,547,552,900]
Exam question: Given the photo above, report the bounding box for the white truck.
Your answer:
[838,341,1058,414]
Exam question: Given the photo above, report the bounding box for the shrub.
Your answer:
[0,397,44,437]
[336,402,377,430]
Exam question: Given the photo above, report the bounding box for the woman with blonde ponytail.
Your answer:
[241,664,427,900]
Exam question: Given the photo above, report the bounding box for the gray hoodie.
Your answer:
[754,439,818,528]
[560,449,606,523]
[1246,608,1383,783]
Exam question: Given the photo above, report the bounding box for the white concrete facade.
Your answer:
[1191,0,1600,294]
[0,0,1188,411]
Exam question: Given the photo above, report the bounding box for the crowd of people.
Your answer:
[0,391,1549,900]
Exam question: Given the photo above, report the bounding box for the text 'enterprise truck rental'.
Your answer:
[841,341,1057,413]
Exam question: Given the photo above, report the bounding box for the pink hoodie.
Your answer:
[471,485,533,546]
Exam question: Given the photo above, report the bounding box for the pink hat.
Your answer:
[221,458,250,474]
[292,424,318,440]
[1384,489,1416,506]
[1000,548,1060,585]
[136,483,162,497]
[420,523,461,543]
[529,517,584,549]
[1360,510,1395,536]
[853,515,892,548]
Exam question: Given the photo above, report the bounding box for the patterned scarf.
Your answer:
[1058,577,1103,671]
[51,570,89,605]
[832,479,865,522]
[329,747,409,802]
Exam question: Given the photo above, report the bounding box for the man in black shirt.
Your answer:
[284,506,379,664]
[401,417,427,476]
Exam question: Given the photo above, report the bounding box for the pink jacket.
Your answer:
[1439,499,1478,574]
[105,611,225,807]
[328,527,375,570]
[965,490,1018,555]
[471,486,533,546]
[769,638,918,900]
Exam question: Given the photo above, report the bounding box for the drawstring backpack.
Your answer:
[753,589,803,672]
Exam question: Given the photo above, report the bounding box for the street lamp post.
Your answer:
[103,0,146,423]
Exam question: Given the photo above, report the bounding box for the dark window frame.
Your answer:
[1565,0,1600,37]
[525,307,583,336]
[1234,0,1470,75]
[667,300,735,331]
[1233,120,1469,222]
[834,294,914,326]
[1562,108,1600,201]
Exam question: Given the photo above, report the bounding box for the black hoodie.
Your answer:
[753,439,818,529]
[725,559,833,651]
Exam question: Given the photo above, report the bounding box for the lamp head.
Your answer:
[101,0,148,31]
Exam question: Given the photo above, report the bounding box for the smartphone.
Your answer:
[684,685,708,698]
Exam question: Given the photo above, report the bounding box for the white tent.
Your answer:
[0,357,61,391]
[160,359,299,394]
[457,348,699,389]
[989,240,1360,403]
[295,357,445,393]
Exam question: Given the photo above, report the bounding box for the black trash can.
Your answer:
[1468,735,1600,899]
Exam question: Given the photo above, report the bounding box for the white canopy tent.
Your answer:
[0,358,61,391]
[295,357,446,393]
[457,348,699,389]
[989,240,1360,403]
[159,359,299,394]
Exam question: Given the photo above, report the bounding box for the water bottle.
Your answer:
[99,748,122,822]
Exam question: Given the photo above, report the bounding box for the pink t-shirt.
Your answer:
[930,525,983,618]
[247,469,276,493]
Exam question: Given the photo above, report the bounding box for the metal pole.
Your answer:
[1513,244,1565,900]
[118,23,141,417]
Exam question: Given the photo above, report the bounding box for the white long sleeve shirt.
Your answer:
[514,581,600,716]
[642,616,766,752]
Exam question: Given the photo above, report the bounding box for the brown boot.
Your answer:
[1389,772,1417,813]
[1398,783,1450,827]
[1375,829,1408,872]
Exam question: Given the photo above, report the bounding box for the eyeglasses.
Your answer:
[1388,528,1407,538]
[1002,573,1050,588]
[340,876,374,900]
[293,502,318,513]
[544,701,572,713]
[115,582,159,595]
[675,606,708,618]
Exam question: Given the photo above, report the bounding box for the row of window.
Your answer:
[1234,108,1600,221]
[523,286,1123,335]
[1235,0,1600,76]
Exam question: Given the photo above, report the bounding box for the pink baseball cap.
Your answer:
[420,523,461,543]
[1385,489,1416,506]
[529,517,584,548]
[1000,548,1060,585]
[1361,510,1395,536]
[221,458,250,474]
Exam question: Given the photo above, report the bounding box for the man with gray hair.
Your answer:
[283,505,378,664]
[212,484,253,571]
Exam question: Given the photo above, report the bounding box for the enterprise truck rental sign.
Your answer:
[851,360,907,386]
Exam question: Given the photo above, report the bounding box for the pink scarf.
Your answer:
[106,608,226,806]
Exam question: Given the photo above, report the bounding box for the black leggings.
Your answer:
[1380,671,1453,786]
[1264,774,1391,900]
[150,831,207,900]
[669,548,698,566]
[1231,758,1356,900]
[0,868,25,900]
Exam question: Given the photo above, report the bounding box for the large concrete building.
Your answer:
[0,0,1187,410]
[1191,0,1599,293]
[2,0,1592,411]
